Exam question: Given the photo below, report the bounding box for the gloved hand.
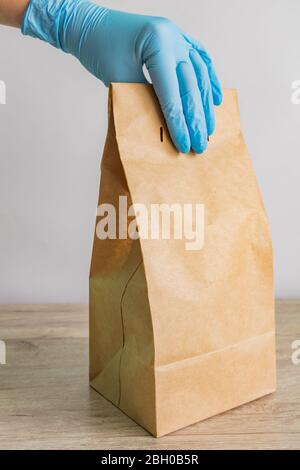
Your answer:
[22,0,222,154]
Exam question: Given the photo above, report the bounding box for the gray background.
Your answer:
[0,0,299,303]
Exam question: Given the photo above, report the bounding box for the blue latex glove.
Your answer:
[22,0,222,154]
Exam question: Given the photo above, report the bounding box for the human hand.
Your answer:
[22,0,222,153]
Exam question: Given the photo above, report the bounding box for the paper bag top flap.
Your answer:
[110,83,242,163]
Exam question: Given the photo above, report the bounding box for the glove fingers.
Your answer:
[177,61,208,154]
[183,33,222,106]
[189,49,215,136]
[147,60,191,153]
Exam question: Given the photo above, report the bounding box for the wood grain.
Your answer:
[0,301,299,450]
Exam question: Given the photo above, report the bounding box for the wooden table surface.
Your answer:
[0,301,299,450]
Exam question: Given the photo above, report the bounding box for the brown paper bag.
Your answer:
[89,83,276,437]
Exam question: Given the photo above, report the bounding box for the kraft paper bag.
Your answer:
[89,83,276,437]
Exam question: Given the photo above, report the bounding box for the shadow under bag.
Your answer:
[89,83,276,437]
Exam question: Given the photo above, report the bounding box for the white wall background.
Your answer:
[0,0,299,303]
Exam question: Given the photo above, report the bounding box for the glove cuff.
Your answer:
[21,0,68,48]
[21,0,105,53]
